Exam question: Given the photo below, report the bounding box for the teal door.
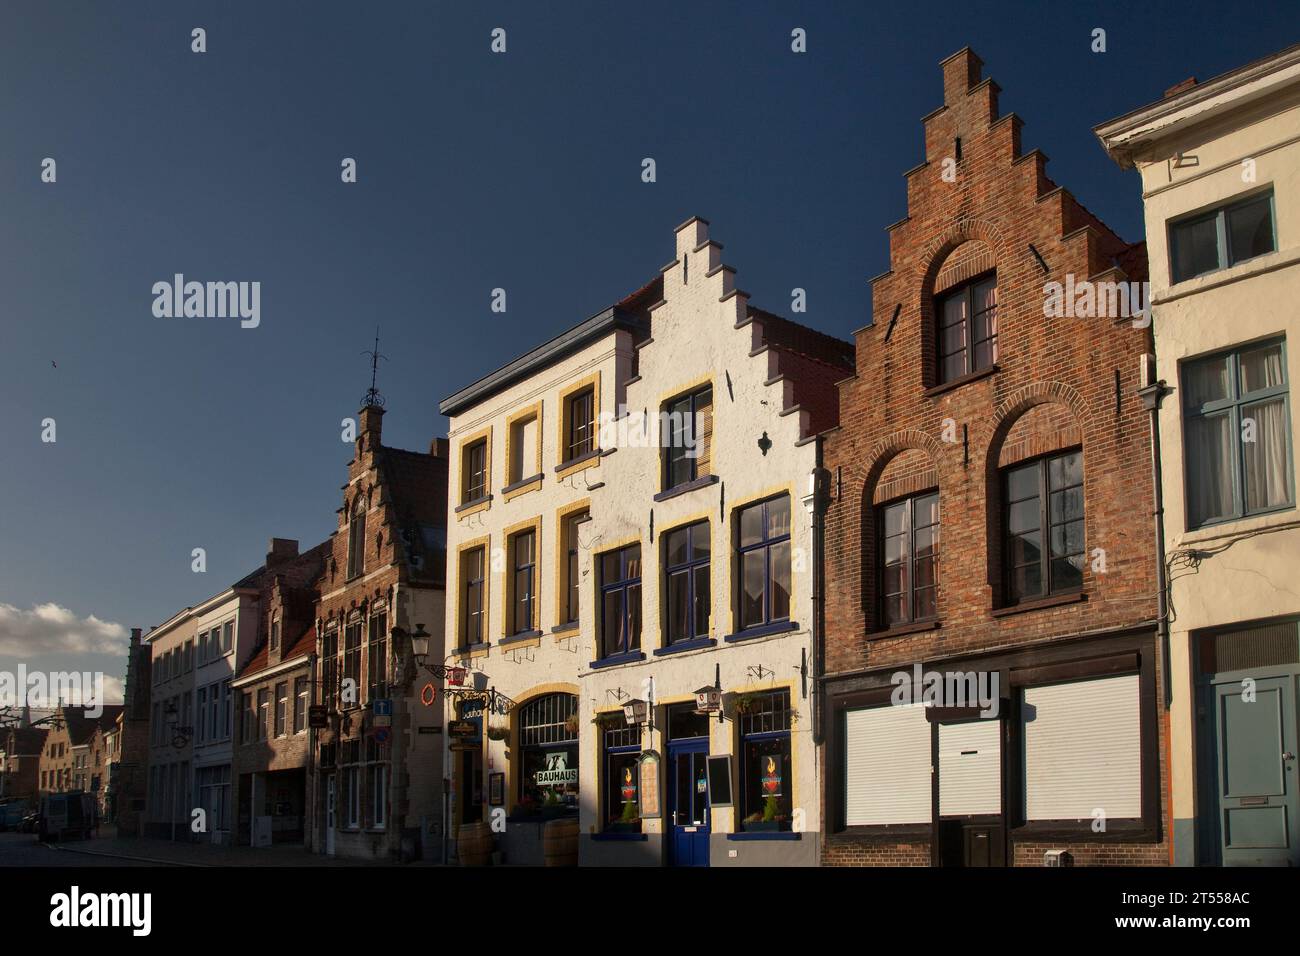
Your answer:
[1212,676,1300,866]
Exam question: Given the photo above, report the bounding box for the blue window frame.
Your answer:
[600,543,642,659]
[1182,337,1294,528]
[664,522,710,644]
[738,690,793,832]
[603,723,642,831]
[736,495,792,631]
[1169,189,1276,284]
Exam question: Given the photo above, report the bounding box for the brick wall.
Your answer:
[820,48,1166,867]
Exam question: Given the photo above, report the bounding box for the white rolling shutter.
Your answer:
[844,704,931,825]
[939,719,1001,816]
[1021,673,1141,820]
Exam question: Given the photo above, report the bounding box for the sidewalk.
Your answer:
[49,826,403,867]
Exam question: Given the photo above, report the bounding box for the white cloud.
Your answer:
[0,602,130,657]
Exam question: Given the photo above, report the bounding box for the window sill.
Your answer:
[589,651,647,670]
[551,621,579,636]
[724,620,798,643]
[501,474,543,501]
[991,591,1085,617]
[653,474,719,503]
[454,494,493,515]
[923,364,999,399]
[454,642,490,659]
[500,630,542,647]
[1010,820,1158,844]
[1180,504,1296,544]
[555,449,601,478]
[726,831,801,842]
[591,831,648,842]
[653,636,717,657]
[869,619,940,640]
[828,825,931,844]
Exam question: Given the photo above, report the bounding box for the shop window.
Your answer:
[664,521,710,644]
[736,495,792,631]
[842,703,931,827]
[937,272,997,383]
[663,386,713,489]
[1183,338,1293,528]
[1021,674,1141,820]
[603,722,642,832]
[1170,190,1275,284]
[516,693,578,814]
[879,490,940,628]
[599,543,642,659]
[1003,449,1084,603]
[738,690,794,832]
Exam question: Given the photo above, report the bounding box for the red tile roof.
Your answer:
[234,625,316,682]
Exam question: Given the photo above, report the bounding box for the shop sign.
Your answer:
[308,705,328,729]
[449,720,478,739]
[535,751,578,787]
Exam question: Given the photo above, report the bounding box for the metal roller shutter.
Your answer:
[939,719,1001,816]
[1021,673,1141,820]
[844,703,931,825]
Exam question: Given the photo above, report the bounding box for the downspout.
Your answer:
[811,438,830,746]
[1138,362,1172,709]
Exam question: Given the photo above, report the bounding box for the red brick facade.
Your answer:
[819,49,1167,867]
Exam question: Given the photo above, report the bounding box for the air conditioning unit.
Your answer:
[1043,849,1073,867]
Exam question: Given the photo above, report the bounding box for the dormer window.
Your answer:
[347,497,367,579]
[938,272,997,384]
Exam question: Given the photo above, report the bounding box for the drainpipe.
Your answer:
[1138,358,1172,709]
[809,439,831,746]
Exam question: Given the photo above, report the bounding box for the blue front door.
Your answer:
[668,739,710,866]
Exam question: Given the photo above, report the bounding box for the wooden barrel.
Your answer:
[457,822,491,866]
[543,817,579,867]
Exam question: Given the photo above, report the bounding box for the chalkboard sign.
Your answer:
[706,755,733,807]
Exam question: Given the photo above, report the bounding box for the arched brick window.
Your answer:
[931,240,998,385]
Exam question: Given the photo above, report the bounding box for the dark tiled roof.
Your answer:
[746,306,856,435]
[235,625,315,682]
[4,727,48,755]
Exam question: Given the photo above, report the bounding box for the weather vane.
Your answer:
[361,326,388,408]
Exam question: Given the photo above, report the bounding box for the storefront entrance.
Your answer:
[666,704,710,867]
[933,717,1005,867]
[1198,619,1300,866]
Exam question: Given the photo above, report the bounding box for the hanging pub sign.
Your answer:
[446,666,467,687]
[448,720,478,739]
[308,705,328,730]
[761,754,783,798]
[638,750,661,818]
[694,686,721,714]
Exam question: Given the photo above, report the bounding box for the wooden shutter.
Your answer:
[695,390,713,477]
[843,704,931,825]
[1021,673,1141,820]
[939,719,1001,816]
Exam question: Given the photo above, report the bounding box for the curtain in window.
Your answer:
[1241,346,1290,511]
[1186,413,1234,526]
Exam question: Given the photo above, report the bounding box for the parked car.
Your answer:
[0,800,30,831]
[37,792,96,841]
[19,810,39,833]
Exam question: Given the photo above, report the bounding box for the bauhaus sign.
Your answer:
[535,751,578,787]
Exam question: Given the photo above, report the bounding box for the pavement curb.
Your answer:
[47,843,206,867]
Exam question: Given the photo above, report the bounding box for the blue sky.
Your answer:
[1,0,1295,700]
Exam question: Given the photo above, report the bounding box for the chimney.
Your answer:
[1164,77,1197,99]
[267,537,299,566]
[358,404,385,452]
[429,437,449,459]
